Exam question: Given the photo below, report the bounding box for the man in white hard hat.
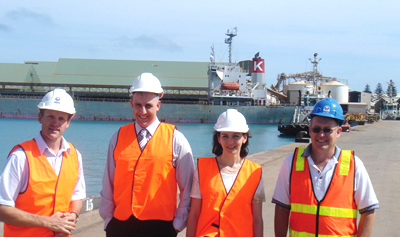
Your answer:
[100,73,195,236]
[0,89,86,237]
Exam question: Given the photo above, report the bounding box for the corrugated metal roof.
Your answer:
[0,63,36,83]
[1,58,210,88]
[26,61,58,82]
[52,58,209,87]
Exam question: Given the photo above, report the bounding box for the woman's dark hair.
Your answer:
[212,131,251,158]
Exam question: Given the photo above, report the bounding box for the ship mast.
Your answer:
[309,53,321,95]
[225,27,237,65]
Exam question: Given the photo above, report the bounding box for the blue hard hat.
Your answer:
[310,98,344,125]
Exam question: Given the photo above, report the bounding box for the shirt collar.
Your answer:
[302,144,341,162]
[135,118,160,137]
[35,132,71,155]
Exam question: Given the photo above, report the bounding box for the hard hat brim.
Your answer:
[214,127,249,133]
[129,88,163,93]
[37,105,76,115]
[310,112,344,121]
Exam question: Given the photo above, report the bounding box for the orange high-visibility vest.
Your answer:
[289,147,357,237]
[4,139,79,237]
[113,122,177,221]
[196,157,262,237]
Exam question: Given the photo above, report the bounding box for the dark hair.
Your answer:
[212,131,251,158]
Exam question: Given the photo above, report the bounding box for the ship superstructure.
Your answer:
[208,28,269,107]
[278,53,350,136]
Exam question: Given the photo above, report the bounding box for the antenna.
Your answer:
[308,53,322,94]
[210,45,215,63]
[225,27,237,64]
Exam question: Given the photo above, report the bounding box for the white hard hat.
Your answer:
[129,73,163,97]
[37,89,76,114]
[214,109,249,133]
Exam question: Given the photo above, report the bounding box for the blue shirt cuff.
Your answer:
[360,204,379,214]
[271,198,291,210]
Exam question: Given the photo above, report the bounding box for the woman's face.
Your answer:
[217,132,247,156]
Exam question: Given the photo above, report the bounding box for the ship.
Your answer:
[277,53,350,136]
[0,28,296,124]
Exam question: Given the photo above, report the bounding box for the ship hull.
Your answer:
[0,98,295,124]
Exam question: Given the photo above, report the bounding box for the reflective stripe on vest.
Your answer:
[113,122,176,221]
[295,148,352,176]
[290,147,357,237]
[291,203,357,218]
[4,139,79,237]
[289,229,356,237]
[196,157,262,237]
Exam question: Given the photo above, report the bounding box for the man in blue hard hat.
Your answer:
[272,98,379,237]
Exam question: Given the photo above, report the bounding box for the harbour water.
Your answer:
[0,118,294,196]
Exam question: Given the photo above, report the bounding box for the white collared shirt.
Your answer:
[99,118,195,231]
[190,168,266,203]
[0,133,86,207]
[272,144,379,212]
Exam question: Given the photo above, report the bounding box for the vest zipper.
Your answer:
[315,201,320,237]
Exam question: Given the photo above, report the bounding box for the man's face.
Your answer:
[309,116,342,153]
[130,92,161,128]
[38,109,72,143]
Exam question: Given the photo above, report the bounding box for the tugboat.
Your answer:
[278,53,330,136]
[277,52,351,137]
[278,90,327,136]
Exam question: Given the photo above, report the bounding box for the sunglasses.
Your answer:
[310,126,339,134]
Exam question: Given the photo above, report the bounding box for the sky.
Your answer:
[0,0,399,92]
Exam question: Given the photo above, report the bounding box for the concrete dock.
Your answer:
[1,120,399,236]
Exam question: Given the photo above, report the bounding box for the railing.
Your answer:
[0,95,43,100]
[0,94,295,107]
[75,97,130,103]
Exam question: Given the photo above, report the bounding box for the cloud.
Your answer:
[0,24,11,32]
[115,35,183,52]
[5,8,54,26]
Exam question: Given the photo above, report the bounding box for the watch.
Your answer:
[71,212,79,222]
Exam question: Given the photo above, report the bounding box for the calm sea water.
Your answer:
[0,118,294,196]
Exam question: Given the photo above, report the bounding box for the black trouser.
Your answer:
[105,215,177,237]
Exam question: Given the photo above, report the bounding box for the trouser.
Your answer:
[105,215,177,237]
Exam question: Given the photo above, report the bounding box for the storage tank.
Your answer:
[320,81,348,103]
[287,80,312,105]
[287,80,312,91]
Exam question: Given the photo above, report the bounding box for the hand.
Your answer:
[44,212,76,236]
[55,232,69,237]
[62,212,78,223]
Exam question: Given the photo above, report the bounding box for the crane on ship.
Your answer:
[271,53,339,93]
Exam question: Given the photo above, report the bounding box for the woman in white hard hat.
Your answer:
[187,109,265,237]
